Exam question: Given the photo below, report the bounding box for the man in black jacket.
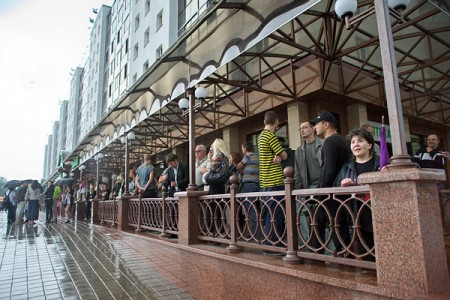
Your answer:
[164,153,189,197]
[309,111,350,254]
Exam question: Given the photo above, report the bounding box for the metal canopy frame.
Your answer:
[61,0,449,180]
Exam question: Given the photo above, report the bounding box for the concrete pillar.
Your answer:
[288,102,309,150]
[346,103,368,131]
[359,169,450,296]
[223,127,240,153]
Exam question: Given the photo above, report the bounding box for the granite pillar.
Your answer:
[75,201,85,221]
[223,127,240,153]
[177,190,207,245]
[117,195,130,231]
[346,103,367,132]
[288,101,308,150]
[359,168,450,297]
[91,198,100,224]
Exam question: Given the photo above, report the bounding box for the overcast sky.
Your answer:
[0,0,112,181]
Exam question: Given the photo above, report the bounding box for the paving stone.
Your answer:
[0,212,193,300]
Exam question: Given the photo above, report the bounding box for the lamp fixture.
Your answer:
[70,172,75,178]
[121,136,127,144]
[79,165,86,171]
[127,131,136,140]
[335,0,409,29]
[195,86,207,99]
[97,153,105,159]
[178,97,189,110]
[388,0,410,11]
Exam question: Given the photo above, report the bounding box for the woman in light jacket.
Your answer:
[26,180,43,226]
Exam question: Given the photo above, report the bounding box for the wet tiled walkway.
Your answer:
[0,212,194,300]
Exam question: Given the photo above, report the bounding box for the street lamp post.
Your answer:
[179,86,208,190]
[96,153,104,195]
[334,0,415,169]
[121,131,136,196]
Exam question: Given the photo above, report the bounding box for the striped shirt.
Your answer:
[258,129,284,188]
[241,152,259,184]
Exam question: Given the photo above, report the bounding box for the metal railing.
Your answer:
[198,181,375,270]
[127,192,179,236]
[98,199,118,226]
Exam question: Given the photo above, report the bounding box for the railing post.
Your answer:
[92,198,100,224]
[135,193,143,232]
[111,198,117,228]
[283,167,301,264]
[359,169,450,297]
[117,195,130,231]
[227,175,242,253]
[177,190,207,245]
[160,187,169,238]
[100,198,105,225]
[75,200,85,221]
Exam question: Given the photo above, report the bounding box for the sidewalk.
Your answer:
[0,212,194,300]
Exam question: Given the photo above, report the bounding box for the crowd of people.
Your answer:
[3,111,447,248]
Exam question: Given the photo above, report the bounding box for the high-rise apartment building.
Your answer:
[57,100,68,156]
[66,68,84,151]
[80,5,112,139]
[129,1,179,86]
[50,121,59,174]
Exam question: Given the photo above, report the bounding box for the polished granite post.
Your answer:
[117,195,130,231]
[359,168,450,296]
[75,200,85,221]
[91,198,100,224]
[177,190,207,245]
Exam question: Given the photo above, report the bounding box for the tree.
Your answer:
[0,176,7,196]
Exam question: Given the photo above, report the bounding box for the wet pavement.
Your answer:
[0,212,194,300]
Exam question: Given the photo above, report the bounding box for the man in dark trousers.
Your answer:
[43,180,55,223]
[15,181,28,225]
[309,111,350,254]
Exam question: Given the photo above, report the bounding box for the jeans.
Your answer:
[260,185,285,246]
[45,198,53,222]
[239,182,260,237]
[85,201,92,219]
[7,205,16,222]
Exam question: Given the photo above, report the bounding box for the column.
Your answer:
[288,102,308,150]
[223,127,240,152]
[346,103,368,130]
[359,169,450,295]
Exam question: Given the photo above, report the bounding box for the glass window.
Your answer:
[157,10,163,30]
[133,43,139,60]
[145,0,150,15]
[144,28,150,46]
[155,45,162,59]
[135,14,140,31]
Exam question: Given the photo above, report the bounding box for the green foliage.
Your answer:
[0,176,7,197]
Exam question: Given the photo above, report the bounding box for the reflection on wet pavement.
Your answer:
[0,213,194,300]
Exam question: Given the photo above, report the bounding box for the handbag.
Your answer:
[204,162,230,185]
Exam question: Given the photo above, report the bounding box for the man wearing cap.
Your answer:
[309,111,350,253]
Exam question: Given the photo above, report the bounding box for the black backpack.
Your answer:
[3,193,11,209]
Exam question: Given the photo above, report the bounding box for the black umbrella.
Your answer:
[2,180,21,189]
[55,178,75,186]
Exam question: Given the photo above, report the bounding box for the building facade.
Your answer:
[66,67,84,151]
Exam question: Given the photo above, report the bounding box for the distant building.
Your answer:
[66,67,84,151]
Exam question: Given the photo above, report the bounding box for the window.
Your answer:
[111,41,114,53]
[145,0,150,15]
[135,14,140,31]
[133,43,139,60]
[124,64,128,79]
[108,84,112,97]
[143,60,149,72]
[132,73,137,83]
[144,28,150,46]
[157,10,163,30]
[155,45,163,59]
[117,29,120,44]
[125,38,129,53]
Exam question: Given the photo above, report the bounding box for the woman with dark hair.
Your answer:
[333,128,380,260]
[26,180,43,227]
